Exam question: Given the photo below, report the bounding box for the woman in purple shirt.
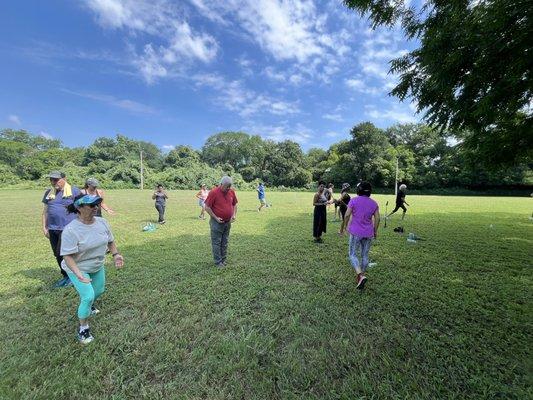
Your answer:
[340,182,380,289]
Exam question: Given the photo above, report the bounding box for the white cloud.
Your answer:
[346,27,411,97]
[39,131,53,140]
[161,144,175,153]
[193,73,300,117]
[62,89,157,114]
[189,0,353,83]
[244,122,312,144]
[364,104,417,124]
[323,113,344,122]
[8,115,21,125]
[84,0,218,84]
[325,131,339,137]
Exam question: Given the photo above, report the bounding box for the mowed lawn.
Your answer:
[0,190,531,399]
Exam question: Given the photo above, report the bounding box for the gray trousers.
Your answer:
[209,218,231,265]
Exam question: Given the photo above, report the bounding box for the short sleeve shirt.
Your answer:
[347,196,379,238]
[60,217,115,274]
[42,186,81,230]
[205,186,238,222]
[154,192,167,205]
[258,185,265,199]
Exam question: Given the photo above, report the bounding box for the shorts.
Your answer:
[198,199,206,207]
[259,198,266,205]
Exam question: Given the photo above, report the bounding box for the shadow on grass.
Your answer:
[1,212,531,399]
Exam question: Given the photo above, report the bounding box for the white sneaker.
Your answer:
[78,328,94,344]
[90,305,100,316]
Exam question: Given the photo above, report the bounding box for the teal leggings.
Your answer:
[66,267,106,319]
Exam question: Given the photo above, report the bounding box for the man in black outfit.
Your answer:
[386,184,409,220]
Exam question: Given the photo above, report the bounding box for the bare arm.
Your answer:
[232,204,238,221]
[107,241,124,268]
[312,193,322,206]
[42,205,49,238]
[205,205,223,223]
[373,209,381,238]
[152,193,157,200]
[340,206,352,234]
[99,190,115,214]
[63,254,91,283]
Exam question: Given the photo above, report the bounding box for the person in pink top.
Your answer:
[339,181,380,289]
[195,183,210,220]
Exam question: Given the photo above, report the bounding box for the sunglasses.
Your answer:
[50,178,59,183]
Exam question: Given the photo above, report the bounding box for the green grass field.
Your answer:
[0,190,531,399]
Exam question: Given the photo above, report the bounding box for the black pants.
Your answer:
[155,203,165,222]
[313,205,327,238]
[390,203,407,214]
[48,230,67,277]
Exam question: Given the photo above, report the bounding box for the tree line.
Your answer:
[0,125,530,191]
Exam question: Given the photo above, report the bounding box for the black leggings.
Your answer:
[390,204,407,214]
[48,230,67,277]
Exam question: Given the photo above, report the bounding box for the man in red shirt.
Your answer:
[205,176,238,267]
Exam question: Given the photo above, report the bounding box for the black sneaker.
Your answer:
[90,305,100,316]
[78,328,94,344]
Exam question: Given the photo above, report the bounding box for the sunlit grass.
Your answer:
[0,190,531,399]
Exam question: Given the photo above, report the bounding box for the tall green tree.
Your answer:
[343,0,533,166]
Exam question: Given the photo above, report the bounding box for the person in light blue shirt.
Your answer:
[257,182,267,211]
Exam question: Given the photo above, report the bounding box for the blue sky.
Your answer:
[0,0,420,151]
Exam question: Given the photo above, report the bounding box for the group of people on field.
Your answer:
[41,171,123,344]
[42,170,407,344]
[313,181,409,288]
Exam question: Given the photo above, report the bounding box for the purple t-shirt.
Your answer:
[42,186,81,230]
[347,195,379,238]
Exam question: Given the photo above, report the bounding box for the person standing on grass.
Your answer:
[386,183,409,220]
[257,182,267,211]
[42,171,81,288]
[61,194,124,344]
[195,184,209,220]
[81,178,115,217]
[152,184,168,224]
[313,181,333,243]
[337,183,351,234]
[340,182,380,290]
[205,176,238,268]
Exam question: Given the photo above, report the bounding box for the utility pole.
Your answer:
[140,149,144,190]
[395,157,399,196]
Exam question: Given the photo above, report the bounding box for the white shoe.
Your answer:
[78,328,94,344]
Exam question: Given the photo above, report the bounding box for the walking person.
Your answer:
[386,184,409,220]
[195,184,209,219]
[337,183,351,234]
[42,171,81,288]
[61,194,124,344]
[80,178,115,217]
[152,184,168,224]
[257,182,267,211]
[340,182,380,289]
[204,176,238,268]
[313,181,333,243]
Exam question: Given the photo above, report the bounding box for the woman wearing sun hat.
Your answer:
[81,177,115,217]
[61,194,124,344]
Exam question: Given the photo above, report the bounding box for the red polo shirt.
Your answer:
[205,186,238,222]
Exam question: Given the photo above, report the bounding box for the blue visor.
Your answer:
[74,195,103,208]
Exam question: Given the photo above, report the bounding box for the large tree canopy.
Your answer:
[343,0,533,166]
